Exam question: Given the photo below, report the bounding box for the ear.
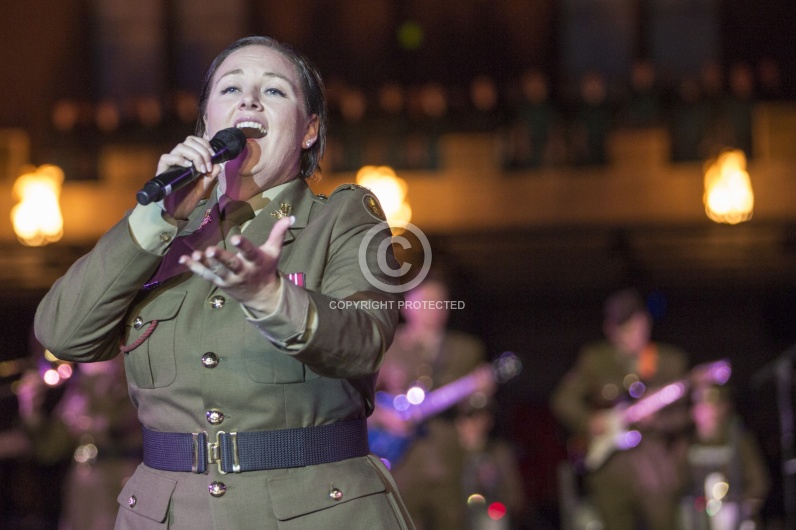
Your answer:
[302,114,320,148]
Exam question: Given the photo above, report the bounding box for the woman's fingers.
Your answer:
[232,216,295,264]
[156,136,215,175]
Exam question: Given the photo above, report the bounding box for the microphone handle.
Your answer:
[136,128,246,206]
[136,140,230,205]
[136,165,200,205]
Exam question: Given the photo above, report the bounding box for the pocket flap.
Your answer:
[127,290,187,328]
[117,465,176,523]
[269,458,386,520]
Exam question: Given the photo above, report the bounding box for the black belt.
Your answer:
[142,418,369,474]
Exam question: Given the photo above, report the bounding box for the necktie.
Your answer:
[144,203,224,288]
[144,199,256,289]
[220,199,255,247]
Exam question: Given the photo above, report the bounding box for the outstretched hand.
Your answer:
[179,215,295,315]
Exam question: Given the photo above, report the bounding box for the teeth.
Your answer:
[236,121,266,135]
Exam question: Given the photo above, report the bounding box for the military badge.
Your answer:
[271,202,293,219]
[198,208,213,229]
[363,194,386,221]
[287,272,305,287]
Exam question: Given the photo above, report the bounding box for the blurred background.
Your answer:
[1,0,795,528]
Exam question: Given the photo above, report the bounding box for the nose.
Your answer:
[238,90,262,110]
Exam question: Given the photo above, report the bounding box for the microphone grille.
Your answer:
[210,127,248,160]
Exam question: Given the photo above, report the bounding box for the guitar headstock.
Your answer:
[492,351,522,383]
[690,358,732,387]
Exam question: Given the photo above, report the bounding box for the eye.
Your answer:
[264,87,287,97]
[220,86,239,95]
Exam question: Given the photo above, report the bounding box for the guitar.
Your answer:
[582,358,732,471]
[368,351,522,467]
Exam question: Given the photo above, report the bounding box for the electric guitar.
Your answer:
[368,351,522,467]
[582,358,732,471]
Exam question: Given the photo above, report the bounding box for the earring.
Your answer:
[305,140,312,147]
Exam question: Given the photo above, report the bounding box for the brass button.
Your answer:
[329,488,343,501]
[209,481,227,497]
[206,409,224,425]
[128,495,137,508]
[201,352,219,368]
[210,295,226,309]
[133,317,144,330]
[159,232,172,243]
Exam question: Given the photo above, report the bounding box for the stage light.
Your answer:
[11,164,65,246]
[703,150,753,224]
[356,165,412,227]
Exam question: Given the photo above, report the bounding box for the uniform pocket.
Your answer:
[123,290,186,388]
[268,458,407,529]
[116,465,176,525]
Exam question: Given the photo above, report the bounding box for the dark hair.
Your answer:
[603,287,648,326]
[195,36,327,179]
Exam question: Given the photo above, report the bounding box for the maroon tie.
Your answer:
[143,203,224,289]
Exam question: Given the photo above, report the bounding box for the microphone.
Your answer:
[136,127,248,205]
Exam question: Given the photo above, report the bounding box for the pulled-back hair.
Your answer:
[195,36,327,179]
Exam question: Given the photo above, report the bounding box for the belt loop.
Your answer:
[191,432,206,474]
[230,432,241,473]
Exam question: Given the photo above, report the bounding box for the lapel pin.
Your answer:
[272,203,293,219]
[198,208,213,229]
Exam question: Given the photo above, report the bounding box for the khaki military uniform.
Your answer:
[375,327,486,529]
[35,178,414,530]
[551,340,690,530]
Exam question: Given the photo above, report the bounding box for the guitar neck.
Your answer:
[622,379,688,423]
[406,373,481,422]
[622,379,688,424]
[620,359,731,424]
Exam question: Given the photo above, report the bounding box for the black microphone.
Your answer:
[136,127,248,205]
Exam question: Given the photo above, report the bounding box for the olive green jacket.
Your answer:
[35,178,414,530]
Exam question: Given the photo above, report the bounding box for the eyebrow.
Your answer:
[215,69,295,88]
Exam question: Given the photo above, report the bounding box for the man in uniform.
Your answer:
[551,288,691,530]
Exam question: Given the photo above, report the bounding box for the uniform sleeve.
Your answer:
[34,212,164,363]
[550,348,596,435]
[282,187,400,379]
[242,276,315,348]
[128,202,181,254]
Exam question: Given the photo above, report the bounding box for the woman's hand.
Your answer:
[179,216,295,315]
[156,135,224,220]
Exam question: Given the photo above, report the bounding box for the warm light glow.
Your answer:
[467,494,486,507]
[11,164,65,246]
[356,165,412,227]
[703,150,753,224]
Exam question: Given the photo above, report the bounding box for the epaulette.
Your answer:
[330,183,370,195]
[329,183,386,221]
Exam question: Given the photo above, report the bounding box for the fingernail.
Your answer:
[178,256,186,264]
[289,215,296,226]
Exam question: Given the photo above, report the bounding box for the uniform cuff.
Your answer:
[128,203,181,254]
[243,277,317,350]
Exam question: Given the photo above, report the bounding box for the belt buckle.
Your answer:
[206,431,240,474]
